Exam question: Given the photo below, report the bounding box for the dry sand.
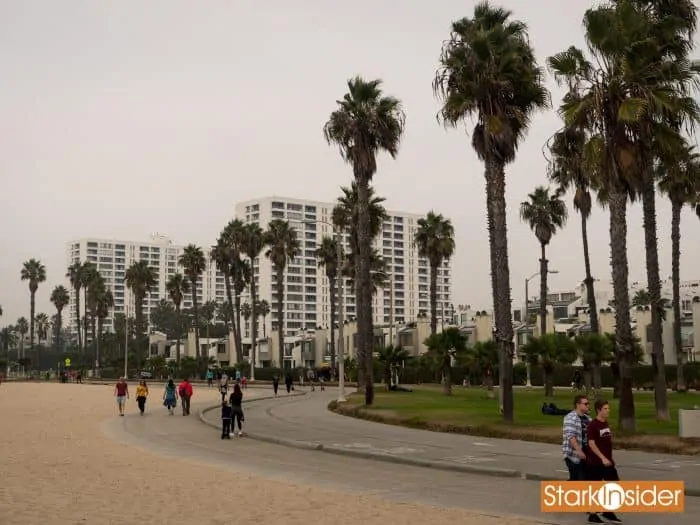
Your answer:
[0,382,541,525]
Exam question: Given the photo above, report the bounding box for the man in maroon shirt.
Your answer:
[586,399,622,524]
[114,377,129,416]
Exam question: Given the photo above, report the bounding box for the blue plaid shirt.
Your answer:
[562,410,590,463]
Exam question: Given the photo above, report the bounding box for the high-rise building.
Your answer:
[64,234,224,340]
[235,196,452,339]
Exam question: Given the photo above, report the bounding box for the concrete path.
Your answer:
[199,387,700,495]
[103,389,700,524]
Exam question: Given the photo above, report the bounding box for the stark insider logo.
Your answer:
[541,481,684,513]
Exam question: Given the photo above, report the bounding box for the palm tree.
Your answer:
[241,302,252,333]
[324,76,405,406]
[414,211,456,335]
[166,273,189,362]
[519,186,568,337]
[179,244,207,362]
[264,219,300,367]
[376,345,410,390]
[35,312,50,347]
[87,273,106,362]
[231,256,251,362]
[16,317,28,368]
[523,333,577,397]
[434,2,549,421]
[124,260,156,370]
[20,258,47,365]
[240,223,265,380]
[631,289,652,308]
[658,142,700,392]
[575,333,613,394]
[548,127,599,333]
[257,299,270,338]
[66,262,83,351]
[0,326,16,356]
[79,262,98,355]
[316,236,342,369]
[464,340,499,397]
[425,327,468,396]
[95,287,114,370]
[217,301,234,332]
[50,285,70,352]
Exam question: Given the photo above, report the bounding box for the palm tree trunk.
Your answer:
[83,288,89,360]
[234,295,242,362]
[356,176,374,406]
[249,257,257,381]
[539,243,548,337]
[544,366,554,397]
[641,174,668,420]
[56,310,63,352]
[581,213,599,333]
[223,272,242,363]
[191,279,201,363]
[276,264,284,368]
[30,291,36,369]
[329,278,336,371]
[135,297,144,372]
[671,198,686,392]
[96,317,102,372]
[175,304,182,362]
[74,289,82,352]
[429,261,438,335]
[443,361,452,396]
[608,189,636,432]
[485,158,515,421]
[91,313,97,374]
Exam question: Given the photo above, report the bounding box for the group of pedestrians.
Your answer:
[562,394,622,524]
[113,376,194,417]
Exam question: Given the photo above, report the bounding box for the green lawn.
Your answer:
[344,385,700,436]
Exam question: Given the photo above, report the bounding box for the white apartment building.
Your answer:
[65,234,225,340]
[235,196,452,339]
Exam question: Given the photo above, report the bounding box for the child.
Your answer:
[221,401,233,439]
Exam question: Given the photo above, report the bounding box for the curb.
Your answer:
[198,396,700,498]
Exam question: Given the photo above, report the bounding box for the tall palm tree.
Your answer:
[240,223,265,380]
[434,1,549,421]
[316,236,342,369]
[241,302,252,334]
[16,317,28,367]
[519,186,568,337]
[659,143,700,392]
[95,287,114,370]
[414,211,456,335]
[324,76,405,406]
[264,219,300,367]
[66,262,83,351]
[87,273,106,362]
[166,273,189,361]
[79,262,98,355]
[179,244,207,362]
[211,230,242,362]
[20,258,47,365]
[231,256,251,363]
[50,285,70,352]
[35,313,50,345]
[257,299,270,338]
[548,127,599,333]
[124,260,156,370]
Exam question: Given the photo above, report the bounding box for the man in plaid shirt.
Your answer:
[562,394,591,481]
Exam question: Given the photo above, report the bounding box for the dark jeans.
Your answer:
[286,383,292,393]
[273,382,279,394]
[136,396,147,413]
[181,395,191,415]
[222,418,231,437]
[586,464,620,481]
[565,458,587,481]
[232,407,243,430]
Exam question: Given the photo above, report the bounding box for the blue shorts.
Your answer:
[116,395,126,405]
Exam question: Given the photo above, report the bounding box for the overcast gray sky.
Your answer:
[1,0,699,324]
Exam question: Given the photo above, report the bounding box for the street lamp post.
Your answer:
[303,218,346,403]
[523,269,558,388]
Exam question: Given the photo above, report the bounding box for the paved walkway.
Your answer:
[200,387,700,494]
[105,390,700,525]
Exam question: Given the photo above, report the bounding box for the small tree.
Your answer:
[425,327,468,396]
[574,333,613,394]
[376,345,410,390]
[463,340,499,396]
[523,333,577,397]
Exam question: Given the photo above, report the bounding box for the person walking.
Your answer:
[135,380,149,415]
[206,369,214,388]
[221,400,233,439]
[229,383,244,437]
[585,399,622,524]
[163,378,178,415]
[285,372,293,394]
[114,377,129,417]
[219,372,229,402]
[272,373,280,396]
[178,377,193,416]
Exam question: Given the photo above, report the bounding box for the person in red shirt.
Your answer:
[586,399,622,524]
[114,377,129,416]
[178,378,194,416]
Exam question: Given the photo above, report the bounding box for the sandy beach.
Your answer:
[0,382,540,525]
